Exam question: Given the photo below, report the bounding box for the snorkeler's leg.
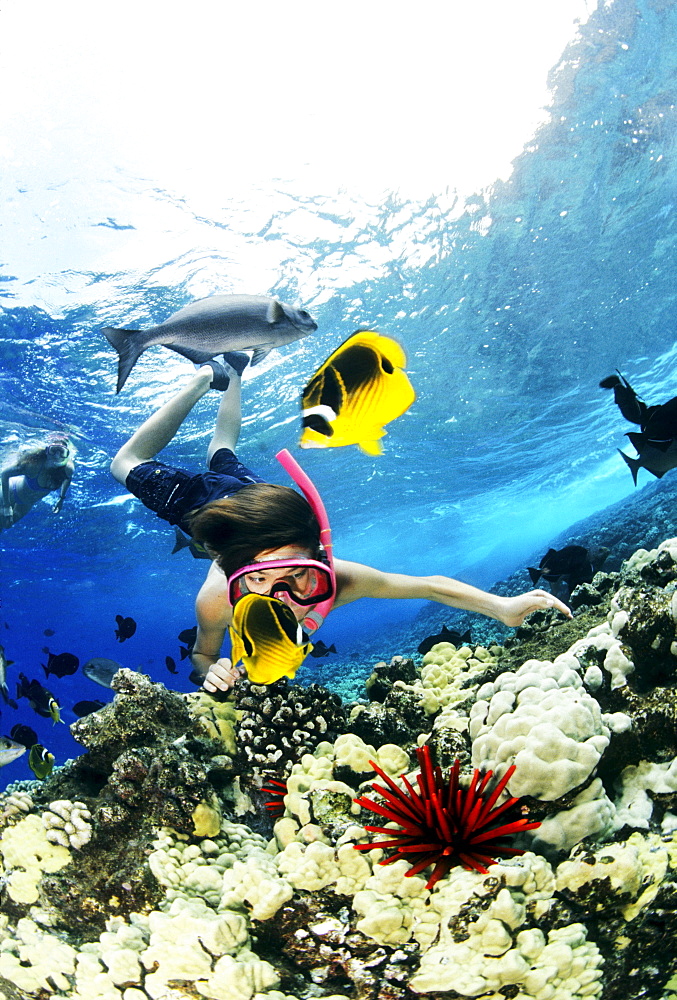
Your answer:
[110,367,214,484]
[206,369,242,463]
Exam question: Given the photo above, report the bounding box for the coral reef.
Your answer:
[2,539,677,996]
[42,800,93,850]
[234,678,346,773]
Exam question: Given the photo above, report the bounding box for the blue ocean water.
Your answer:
[1,0,676,782]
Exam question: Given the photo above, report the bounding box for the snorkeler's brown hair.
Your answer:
[187,483,321,577]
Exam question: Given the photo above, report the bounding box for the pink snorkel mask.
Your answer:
[227,449,336,635]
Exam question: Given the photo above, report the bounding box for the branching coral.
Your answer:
[353,744,540,888]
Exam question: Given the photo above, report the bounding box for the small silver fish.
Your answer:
[0,644,12,704]
[0,736,27,768]
[103,294,317,393]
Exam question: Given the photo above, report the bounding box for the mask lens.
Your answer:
[229,561,334,608]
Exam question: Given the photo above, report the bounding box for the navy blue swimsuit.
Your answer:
[125,448,266,534]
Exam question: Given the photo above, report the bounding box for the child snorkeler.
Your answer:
[110,357,571,694]
[1,433,75,530]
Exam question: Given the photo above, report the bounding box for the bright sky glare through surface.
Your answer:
[2,0,598,202]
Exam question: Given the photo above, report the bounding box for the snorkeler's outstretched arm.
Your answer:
[192,565,243,693]
[0,463,21,525]
[333,559,572,626]
[53,461,75,513]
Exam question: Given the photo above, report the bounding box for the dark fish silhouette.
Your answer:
[527,545,608,596]
[178,625,197,660]
[103,294,318,393]
[16,674,61,723]
[72,699,107,718]
[599,372,654,426]
[10,723,38,748]
[417,626,472,655]
[601,372,677,482]
[178,626,198,645]
[188,668,205,687]
[165,656,178,674]
[42,650,79,679]
[43,629,55,637]
[115,615,137,642]
[620,433,677,485]
[308,640,337,658]
[172,527,211,560]
[82,657,123,688]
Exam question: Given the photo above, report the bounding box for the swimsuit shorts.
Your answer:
[125,448,266,533]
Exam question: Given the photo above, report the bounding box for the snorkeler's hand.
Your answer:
[498,590,573,627]
[202,657,245,694]
[0,504,15,528]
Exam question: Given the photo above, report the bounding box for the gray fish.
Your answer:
[103,294,318,393]
[82,657,123,688]
[0,644,12,705]
[620,432,677,485]
[0,736,27,768]
[172,527,211,560]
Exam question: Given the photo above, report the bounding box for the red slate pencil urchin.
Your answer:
[353,744,540,889]
[261,777,288,818]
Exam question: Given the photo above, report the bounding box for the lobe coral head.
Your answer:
[353,744,540,890]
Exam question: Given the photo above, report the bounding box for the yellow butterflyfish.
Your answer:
[299,330,416,455]
[229,594,313,685]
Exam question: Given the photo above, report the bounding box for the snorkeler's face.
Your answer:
[46,443,69,466]
[244,546,315,600]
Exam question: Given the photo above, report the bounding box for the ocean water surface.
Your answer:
[1,0,676,779]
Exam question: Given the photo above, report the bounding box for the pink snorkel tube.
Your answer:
[275,449,336,633]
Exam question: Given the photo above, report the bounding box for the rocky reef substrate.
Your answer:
[2,539,677,998]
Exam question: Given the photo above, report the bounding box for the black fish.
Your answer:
[188,668,205,687]
[43,629,55,637]
[619,432,677,485]
[599,372,655,426]
[527,545,608,595]
[165,656,178,674]
[16,674,61,723]
[10,723,38,748]
[308,640,337,658]
[172,527,211,560]
[103,294,317,393]
[601,371,677,482]
[72,699,107,718]
[179,646,191,660]
[417,626,472,655]
[42,650,79,679]
[178,626,197,647]
[115,615,137,642]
